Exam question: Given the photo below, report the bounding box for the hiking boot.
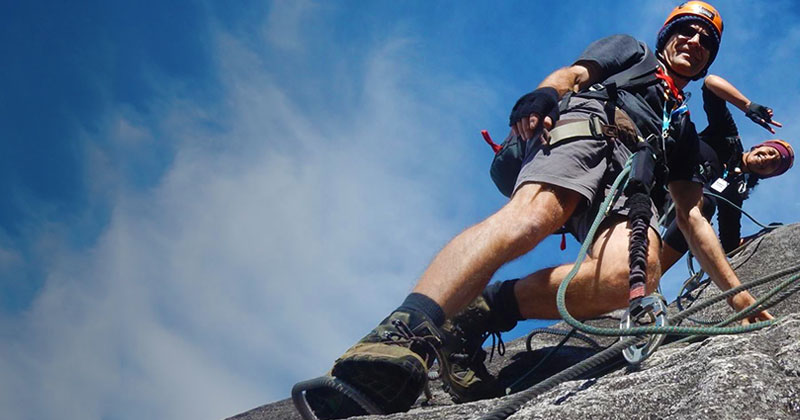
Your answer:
[438,295,509,402]
[310,309,444,417]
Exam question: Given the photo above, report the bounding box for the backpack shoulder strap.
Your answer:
[599,42,659,91]
[573,41,659,124]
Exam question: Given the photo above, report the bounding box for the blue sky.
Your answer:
[1,1,799,419]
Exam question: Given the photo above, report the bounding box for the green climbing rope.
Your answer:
[555,157,787,337]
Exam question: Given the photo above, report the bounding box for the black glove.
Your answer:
[509,87,560,127]
[745,102,773,131]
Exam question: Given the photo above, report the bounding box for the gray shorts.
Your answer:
[513,97,660,243]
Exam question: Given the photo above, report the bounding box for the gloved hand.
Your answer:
[745,102,782,134]
[509,87,560,141]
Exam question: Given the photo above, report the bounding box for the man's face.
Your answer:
[662,23,712,78]
[746,145,782,177]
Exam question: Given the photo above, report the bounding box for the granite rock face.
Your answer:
[231,223,800,420]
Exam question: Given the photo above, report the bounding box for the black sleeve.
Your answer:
[699,85,739,161]
[716,185,743,253]
[575,34,646,83]
[701,84,738,137]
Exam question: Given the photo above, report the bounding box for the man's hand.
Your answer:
[728,291,774,325]
[745,102,783,134]
[512,114,555,144]
[509,87,560,142]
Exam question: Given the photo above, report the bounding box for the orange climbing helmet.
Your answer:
[663,1,723,38]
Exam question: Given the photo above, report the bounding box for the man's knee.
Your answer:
[497,182,580,244]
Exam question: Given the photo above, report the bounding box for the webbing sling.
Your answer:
[547,115,646,147]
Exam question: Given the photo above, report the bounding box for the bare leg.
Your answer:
[514,216,662,320]
[413,182,581,317]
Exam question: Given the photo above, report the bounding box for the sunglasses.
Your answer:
[674,25,717,51]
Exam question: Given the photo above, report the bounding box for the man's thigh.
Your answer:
[514,216,662,320]
[582,216,662,309]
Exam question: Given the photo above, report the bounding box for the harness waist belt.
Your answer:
[549,116,642,149]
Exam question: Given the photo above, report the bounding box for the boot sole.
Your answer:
[332,352,427,413]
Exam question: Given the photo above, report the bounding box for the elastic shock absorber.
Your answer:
[620,142,668,364]
[625,141,658,302]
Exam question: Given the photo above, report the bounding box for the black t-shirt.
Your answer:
[573,34,699,183]
[698,86,748,252]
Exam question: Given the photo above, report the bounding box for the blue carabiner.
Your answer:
[671,103,689,118]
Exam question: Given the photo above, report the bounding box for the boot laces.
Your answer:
[482,331,505,363]
[384,319,442,367]
[449,324,506,364]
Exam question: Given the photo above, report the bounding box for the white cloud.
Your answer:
[0,16,497,420]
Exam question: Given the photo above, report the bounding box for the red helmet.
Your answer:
[751,139,794,178]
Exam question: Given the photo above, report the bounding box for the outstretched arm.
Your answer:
[704,74,782,133]
[668,180,773,324]
[703,75,750,112]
